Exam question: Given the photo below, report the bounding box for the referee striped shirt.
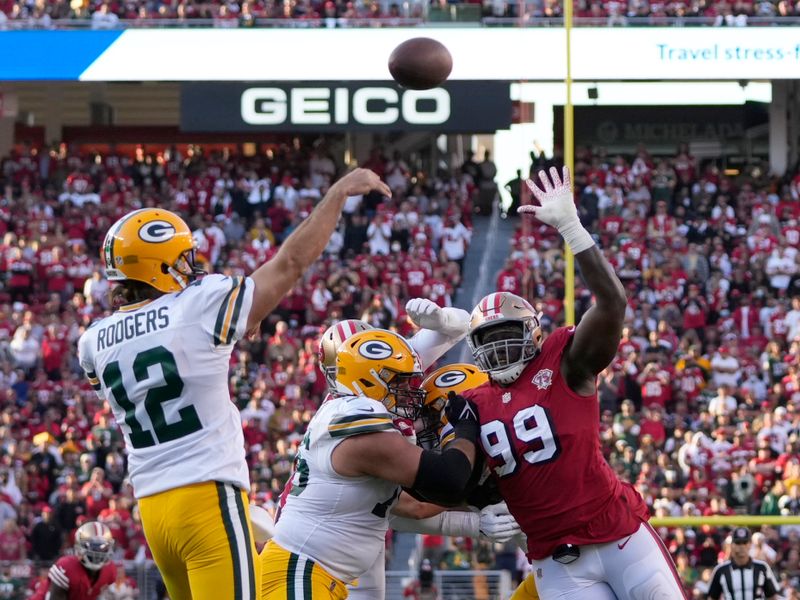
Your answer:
[707,558,781,600]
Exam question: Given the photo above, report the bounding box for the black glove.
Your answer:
[445,391,480,443]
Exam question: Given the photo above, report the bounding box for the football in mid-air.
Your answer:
[388,37,453,90]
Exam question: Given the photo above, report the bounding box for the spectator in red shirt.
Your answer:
[495,258,522,295]
[639,406,667,447]
[0,518,26,560]
[81,468,113,520]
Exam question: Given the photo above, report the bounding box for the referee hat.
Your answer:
[732,527,751,544]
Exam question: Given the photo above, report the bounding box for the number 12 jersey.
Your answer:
[78,274,255,499]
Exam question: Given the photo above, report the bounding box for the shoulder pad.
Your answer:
[328,396,395,439]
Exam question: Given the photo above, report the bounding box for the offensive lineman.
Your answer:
[78,169,391,600]
[315,308,522,600]
[462,167,685,599]
[260,329,482,598]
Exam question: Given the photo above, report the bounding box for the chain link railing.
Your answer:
[385,569,513,600]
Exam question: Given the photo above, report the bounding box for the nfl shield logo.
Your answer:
[532,368,553,390]
[502,392,512,404]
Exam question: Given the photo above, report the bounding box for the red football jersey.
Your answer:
[464,327,649,560]
[33,555,116,600]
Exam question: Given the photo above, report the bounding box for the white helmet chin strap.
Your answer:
[490,361,529,385]
[166,265,188,289]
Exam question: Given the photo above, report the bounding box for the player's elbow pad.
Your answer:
[411,447,472,505]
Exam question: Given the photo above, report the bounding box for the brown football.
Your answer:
[388,37,453,90]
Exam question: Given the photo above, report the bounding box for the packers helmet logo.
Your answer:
[138,221,177,243]
[434,370,467,388]
[358,340,393,360]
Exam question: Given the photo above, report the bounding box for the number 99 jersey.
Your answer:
[463,326,650,561]
[78,274,254,498]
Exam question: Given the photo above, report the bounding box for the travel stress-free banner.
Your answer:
[2,29,800,81]
[180,82,512,133]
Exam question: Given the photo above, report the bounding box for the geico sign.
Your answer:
[241,87,451,126]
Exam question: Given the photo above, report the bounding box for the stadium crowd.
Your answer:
[2,138,800,597]
[1,0,800,29]
[485,143,800,597]
[0,140,478,594]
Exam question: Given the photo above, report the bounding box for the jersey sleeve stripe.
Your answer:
[219,284,242,345]
[48,566,69,589]
[213,277,240,346]
[218,278,243,346]
[84,369,101,388]
[329,413,391,426]
[329,421,395,438]
[328,416,392,430]
[225,278,248,345]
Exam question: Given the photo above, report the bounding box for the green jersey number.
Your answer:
[289,428,312,496]
[102,346,202,449]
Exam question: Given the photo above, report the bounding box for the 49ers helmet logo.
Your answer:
[138,221,177,243]
[434,370,467,388]
[358,340,393,360]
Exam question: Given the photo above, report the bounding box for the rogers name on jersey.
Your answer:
[96,307,169,351]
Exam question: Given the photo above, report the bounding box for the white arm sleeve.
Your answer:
[408,307,470,370]
[388,510,480,537]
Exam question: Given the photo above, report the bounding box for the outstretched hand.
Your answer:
[334,168,392,199]
[519,166,595,254]
[518,166,578,230]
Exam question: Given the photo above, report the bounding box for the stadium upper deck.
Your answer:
[1,0,800,29]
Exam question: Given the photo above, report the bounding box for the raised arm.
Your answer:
[565,247,627,389]
[405,298,471,371]
[520,167,627,395]
[246,168,391,332]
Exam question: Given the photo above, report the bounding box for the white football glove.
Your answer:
[519,166,594,253]
[406,298,470,337]
[250,504,275,544]
[478,502,522,543]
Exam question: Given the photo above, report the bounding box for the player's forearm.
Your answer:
[276,181,349,277]
[409,328,465,372]
[389,510,480,537]
[391,492,448,520]
[574,245,627,316]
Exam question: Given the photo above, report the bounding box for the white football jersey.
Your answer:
[78,274,254,498]
[273,395,401,584]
